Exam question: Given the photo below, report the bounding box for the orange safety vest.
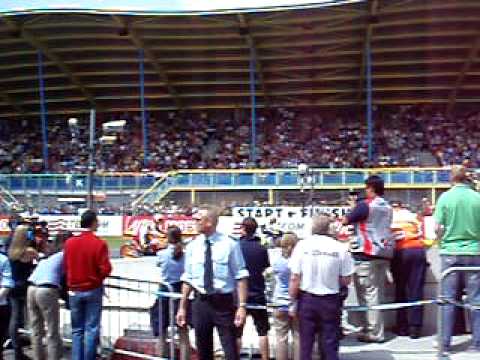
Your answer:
[391,211,424,250]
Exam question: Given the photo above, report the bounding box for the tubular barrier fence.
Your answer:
[10,267,478,359]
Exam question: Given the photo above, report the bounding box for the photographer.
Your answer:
[8,224,39,360]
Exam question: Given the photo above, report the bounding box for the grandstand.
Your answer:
[0,0,480,212]
[1,1,480,358]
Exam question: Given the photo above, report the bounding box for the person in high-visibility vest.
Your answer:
[390,202,427,339]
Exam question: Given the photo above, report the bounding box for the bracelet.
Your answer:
[238,302,247,308]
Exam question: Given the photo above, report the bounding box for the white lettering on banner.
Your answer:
[38,215,123,237]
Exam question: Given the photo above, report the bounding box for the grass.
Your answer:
[104,236,126,250]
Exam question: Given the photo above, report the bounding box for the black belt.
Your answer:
[33,284,59,289]
[194,291,233,302]
[300,291,340,299]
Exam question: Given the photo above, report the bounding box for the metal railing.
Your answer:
[133,167,455,206]
[0,173,157,194]
[52,267,480,360]
[0,168,454,197]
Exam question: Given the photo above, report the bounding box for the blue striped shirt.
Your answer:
[28,252,64,287]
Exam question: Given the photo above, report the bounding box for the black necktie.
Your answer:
[204,237,214,294]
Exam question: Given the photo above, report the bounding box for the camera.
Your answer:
[20,218,49,251]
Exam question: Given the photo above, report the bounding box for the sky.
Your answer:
[1,0,363,15]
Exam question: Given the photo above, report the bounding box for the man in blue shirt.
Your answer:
[0,252,14,360]
[27,234,66,360]
[236,217,270,360]
[177,207,249,360]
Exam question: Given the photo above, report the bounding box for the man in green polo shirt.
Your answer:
[434,165,480,353]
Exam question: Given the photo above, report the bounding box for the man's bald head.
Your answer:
[196,206,221,235]
[312,215,332,236]
[451,165,468,183]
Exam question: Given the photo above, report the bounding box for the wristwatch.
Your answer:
[238,302,247,308]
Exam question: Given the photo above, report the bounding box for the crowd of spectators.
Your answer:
[1,105,479,174]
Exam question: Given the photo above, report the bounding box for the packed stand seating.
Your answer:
[0,105,479,173]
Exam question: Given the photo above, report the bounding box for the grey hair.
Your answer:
[312,215,332,236]
[200,206,221,225]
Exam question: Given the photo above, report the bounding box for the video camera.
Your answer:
[13,216,49,251]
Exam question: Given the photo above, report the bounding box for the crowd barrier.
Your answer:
[48,266,480,359]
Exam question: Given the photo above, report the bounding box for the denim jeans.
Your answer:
[69,287,103,360]
[441,255,480,349]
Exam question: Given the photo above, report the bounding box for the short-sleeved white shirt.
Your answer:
[289,235,355,295]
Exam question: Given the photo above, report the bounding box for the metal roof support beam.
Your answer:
[37,51,49,171]
[1,17,96,108]
[238,14,271,108]
[447,32,480,116]
[112,15,182,110]
[357,0,378,102]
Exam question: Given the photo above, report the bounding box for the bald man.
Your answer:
[289,215,355,360]
[177,207,249,360]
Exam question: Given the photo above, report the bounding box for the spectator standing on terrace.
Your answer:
[27,231,71,360]
[434,165,480,353]
[342,175,393,343]
[64,210,112,360]
[176,207,249,360]
[289,215,355,360]
[236,218,270,360]
[272,232,299,360]
[0,250,14,360]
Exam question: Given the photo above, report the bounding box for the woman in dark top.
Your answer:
[8,225,38,360]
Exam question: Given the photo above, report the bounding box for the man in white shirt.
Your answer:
[289,215,355,360]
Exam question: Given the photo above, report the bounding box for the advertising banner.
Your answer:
[232,206,349,239]
[122,215,198,241]
[39,215,123,237]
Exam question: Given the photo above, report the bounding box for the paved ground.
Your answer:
[339,334,478,360]
[5,334,478,359]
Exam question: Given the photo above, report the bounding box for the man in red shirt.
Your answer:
[64,210,112,360]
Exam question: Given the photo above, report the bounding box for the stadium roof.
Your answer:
[0,0,479,118]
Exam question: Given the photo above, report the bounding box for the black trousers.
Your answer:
[9,296,27,357]
[192,293,239,360]
[0,304,11,360]
[391,247,427,331]
[298,292,341,360]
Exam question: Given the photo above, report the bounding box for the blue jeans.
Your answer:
[69,287,103,360]
[441,255,480,349]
